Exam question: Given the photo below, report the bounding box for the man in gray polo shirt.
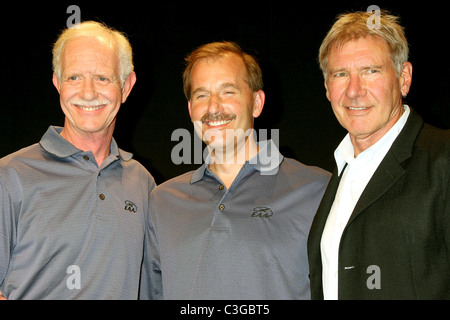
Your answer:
[0,22,159,299]
[140,42,330,299]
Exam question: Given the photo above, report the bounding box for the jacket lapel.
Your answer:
[310,167,342,237]
[308,167,343,299]
[347,108,424,225]
[348,152,405,224]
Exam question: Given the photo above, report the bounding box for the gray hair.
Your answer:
[52,21,134,86]
[319,11,409,79]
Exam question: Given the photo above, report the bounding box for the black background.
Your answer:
[2,1,449,184]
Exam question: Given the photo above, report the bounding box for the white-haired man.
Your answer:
[0,21,160,299]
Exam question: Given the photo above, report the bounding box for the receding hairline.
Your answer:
[183,41,263,100]
[52,21,134,86]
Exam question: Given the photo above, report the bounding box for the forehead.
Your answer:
[191,53,248,86]
[61,36,119,72]
[328,36,390,68]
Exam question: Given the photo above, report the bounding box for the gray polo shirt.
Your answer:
[140,140,330,299]
[0,126,156,299]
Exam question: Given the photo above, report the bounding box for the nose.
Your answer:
[346,74,367,99]
[207,94,223,114]
[79,78,98,101]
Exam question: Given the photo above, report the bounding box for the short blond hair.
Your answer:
[182,41,263,100]
[319,10,409,79]
[52,21,134,86]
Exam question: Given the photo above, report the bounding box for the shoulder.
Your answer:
[118,157,157,192]
[415,124,450,160]
[150,170,197,197]
[124,158,154,176]
[279,157,332,183]
[419,124,450,146]
[0,143,42,174]
[1,143,41,162]
[0,144,43,198]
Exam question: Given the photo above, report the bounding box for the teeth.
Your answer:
[76,105,105,111]
[348,107,367,110]
[207,120,232,127]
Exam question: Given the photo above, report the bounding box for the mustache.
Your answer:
[201,112,236,123]
[70,98,111,107]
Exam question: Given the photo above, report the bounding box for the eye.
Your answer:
[366,69,379,74]
[194,92,209,100]
[333,72,348,78]
[95,75,111,85]
[221,88,238,97]
[67,75,81,82]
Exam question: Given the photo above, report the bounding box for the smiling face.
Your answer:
[325,36,412,155]
[188,53,264,158]
[52,36,135,140]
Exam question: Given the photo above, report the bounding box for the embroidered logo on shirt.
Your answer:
[251,206,273,218]
[124,200,137,213]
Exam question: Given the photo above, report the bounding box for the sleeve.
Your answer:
[139,190,163,300]
[443,153,450,267]
[0,176,17,295]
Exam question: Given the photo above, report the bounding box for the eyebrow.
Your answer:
[191,87,208,97]
[191,82,241,96]
[329,65,383,74]
[219,82,240,90]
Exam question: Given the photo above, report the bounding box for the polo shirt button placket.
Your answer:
[96,166,105,202]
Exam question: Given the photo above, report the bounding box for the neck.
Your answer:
[351,105,404,157]
[208,136,260,189]
[60,123,114,166]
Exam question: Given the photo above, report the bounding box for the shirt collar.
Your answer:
[190,139,284,184]
[39,126,133,161]
[334,105,410,176]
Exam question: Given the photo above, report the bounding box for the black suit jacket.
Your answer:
[308,109,450,299]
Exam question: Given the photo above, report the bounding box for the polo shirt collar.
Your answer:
[190,139,284,183]
[250,139,284,174]
[39,125,133,161]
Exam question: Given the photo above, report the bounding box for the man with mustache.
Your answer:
[139,41,330,299]
[307,11,450,299]
[0,21,159,299]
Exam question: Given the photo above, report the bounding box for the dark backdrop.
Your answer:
[2,1,449,184]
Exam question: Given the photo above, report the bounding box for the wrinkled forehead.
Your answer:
[329,35,390,58]
[61,36,119,69]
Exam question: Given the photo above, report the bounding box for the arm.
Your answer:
[139,192,163,300]
[443,155,450,267]
[0,177,16,300]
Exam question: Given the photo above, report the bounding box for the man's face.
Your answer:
[53,36,134,137]
[188,53,264,155]
[324,36,412,153]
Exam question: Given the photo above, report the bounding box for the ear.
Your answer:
[324,78,331,102]
[252,90,265,118]
[52,73,61,93]
[188,100,192,118]
[121,71,137,103]
[399,62,413,98]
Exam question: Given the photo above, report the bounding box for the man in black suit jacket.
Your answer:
[307,10,450,299]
